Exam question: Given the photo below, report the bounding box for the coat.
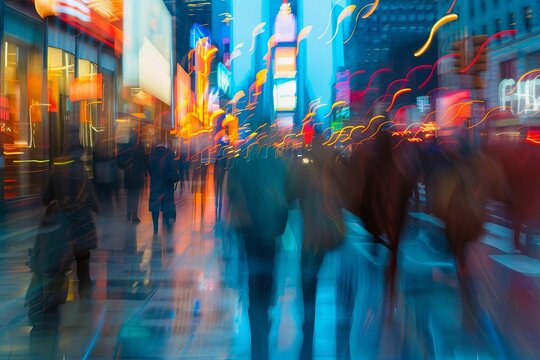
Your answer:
[227,147,289,244]
[147,146,180,214]
[43,156,100,253]
[118,141,147,189]
[285,146,345,254]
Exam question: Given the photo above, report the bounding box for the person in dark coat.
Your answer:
[148,143,180,234]
[118,133,147,223]
[43,144,99,298]
[286,134,347,360]
[227,138,288,360]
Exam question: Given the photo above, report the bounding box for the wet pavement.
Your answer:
[0,173,539,359]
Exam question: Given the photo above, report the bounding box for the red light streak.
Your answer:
[419,54,458,89]
[459,30,518,73]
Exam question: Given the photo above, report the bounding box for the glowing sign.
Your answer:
[35,0,90,22]
[499,78,540,116]
[69,74,103,102]
[274,47,297,79]
[176,64,191,131]
[191,23,211,49]
[436,90,472,127]
[123,0,172,104]
[417,96,431,113]
[273,80,297,112]
[218,63,231,96]
[274,2,296,43]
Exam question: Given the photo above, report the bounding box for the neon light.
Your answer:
[414,14,458,57]
[386,88,412,112]
[361,0,379,19]
[419,54,458,89]
[327,5,356,44]
[446,0,457,14]
[318,0,343,39]
[467,106,511,128]
[460,30,518,73]
[13,160,50,164]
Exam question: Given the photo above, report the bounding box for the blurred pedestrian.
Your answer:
[286,134,347,360]
[227,136,288,360]
[118,133,146,223]
[148,142,180,235]
[92,137,116,213]
[43,144,99,299]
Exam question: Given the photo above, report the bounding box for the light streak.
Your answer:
[318,0,343,39]
[361,0,379,19]
[341,125,366,142]
[249,22,266,53]
[384,79,408,96]
[349,69,365,80]
[327,5,356,44]
[361,115,385,133]
[446,0,457,14]
[414,14,458,57]
[3,152,24,155]
[386,88,412,112]
[324,100,346,117]
[460,30,518,73]
[53,160,75,166]
[466,106,511,129]
[419,54,458,88]
[357,67,391,97]
[344,6,364,44]
[296,26,313,55]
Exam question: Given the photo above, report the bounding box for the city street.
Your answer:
[0,174,538,359]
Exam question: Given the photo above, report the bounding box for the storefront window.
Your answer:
[1,39,45,199]
[47,46,75,159]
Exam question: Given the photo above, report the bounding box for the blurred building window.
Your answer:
[526,51,540,70]
[508,12,517,34]
[480,0,486,11]
[482,24,488,35]
[500,59,517,80]
[524,6,532,32]
[495,19,502,41]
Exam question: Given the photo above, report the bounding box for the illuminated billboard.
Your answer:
[274,2,296,43]
[176,64,191,130]
[191,23,211,49]
[274,47,297,79]
[123,0,172,105]
[436,90,471,128]
[218,63,231,96]
[273,80,297,112]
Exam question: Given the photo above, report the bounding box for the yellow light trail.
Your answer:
[386,88,412,112]
[52,160,75,166]
[466,106,511,129]
[361,115,385,133]
[324,100,347,117]
[13,159,49,164]
[341,125,366,142]
[361,0,379,19]
[414,14,458,57]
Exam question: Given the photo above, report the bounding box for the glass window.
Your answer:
[524,6,533,32]
[47,47,75,160]
[508,12,517,32]
[1,39,45,199]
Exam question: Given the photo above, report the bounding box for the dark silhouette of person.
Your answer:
[227,138,288,360]
[118,133,147,223]
[214,137,229,221]
[285,134,347,360]
[92,137,115,214]
[148,143,179,235]
[43,144,99,299]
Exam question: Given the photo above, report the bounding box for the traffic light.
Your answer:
[451,38,467,73]
[472,35,488,73]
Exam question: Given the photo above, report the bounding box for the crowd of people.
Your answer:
[27,122,540,358]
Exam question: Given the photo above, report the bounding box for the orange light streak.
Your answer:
[386,88,412,112]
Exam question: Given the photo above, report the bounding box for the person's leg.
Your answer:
[336,249,355,360]
[300,252,324,360]
[152,210,160,234]
[244,238,275,360]
[126,187,134,221]
[131,186,141,222]
[75,250,92,298]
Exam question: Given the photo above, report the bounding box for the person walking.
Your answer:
[286,134,347,359]
[118,133,146,223]
[43,143,99,299]
[227,135,288,360]
[148,142,180,235]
